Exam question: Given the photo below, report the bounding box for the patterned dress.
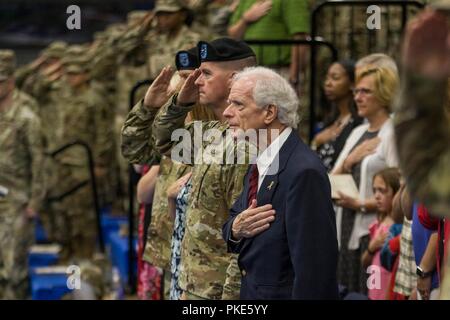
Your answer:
[169,179,192,300]
[317,116,362,171]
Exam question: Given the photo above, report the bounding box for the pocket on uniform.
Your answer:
[194,164,221,213]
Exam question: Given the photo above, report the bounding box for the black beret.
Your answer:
[197,38,255,63]
[175,47,199,71]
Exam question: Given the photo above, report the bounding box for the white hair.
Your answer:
[233,66,300,129]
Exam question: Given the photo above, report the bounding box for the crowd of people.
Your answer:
[0,0,449,300]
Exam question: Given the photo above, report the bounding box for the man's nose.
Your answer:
[194,73,204,86]
[223,105,234,118]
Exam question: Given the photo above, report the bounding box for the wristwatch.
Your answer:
[416,266,433,278]
[360,201,367,213]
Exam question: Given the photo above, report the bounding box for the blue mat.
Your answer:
[30,271,72,300]
[28,251,59,270]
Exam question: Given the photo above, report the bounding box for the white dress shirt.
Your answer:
[255,127,292,191]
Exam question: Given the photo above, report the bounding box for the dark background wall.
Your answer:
[0,0,155,65]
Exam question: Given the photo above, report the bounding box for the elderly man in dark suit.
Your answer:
[222,66,339,300]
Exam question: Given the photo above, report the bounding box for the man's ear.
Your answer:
[227,71,237,89]
[264,104,278,125]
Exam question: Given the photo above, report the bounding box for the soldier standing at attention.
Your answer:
[146,0,201,80]
[122,38,257,299]
[0,50,46,299]
[122,47,215,299]
[53,47,112,261]
[151,38,257,300]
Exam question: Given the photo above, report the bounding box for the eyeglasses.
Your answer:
[352,88,373,96]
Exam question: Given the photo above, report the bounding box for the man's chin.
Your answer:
[198,96,208,105]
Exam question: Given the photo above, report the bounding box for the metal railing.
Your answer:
[245,38,338,142]
[309,0,425,140]
[48,140,104,253]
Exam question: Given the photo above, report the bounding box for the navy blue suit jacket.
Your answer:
[222,131,339,300]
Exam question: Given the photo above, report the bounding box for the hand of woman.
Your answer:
[313,126,339,147]
[336,192,360,211]
[344,137,380,171]
[167,172,192,200]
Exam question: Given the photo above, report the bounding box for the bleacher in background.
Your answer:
[28,207,136,300]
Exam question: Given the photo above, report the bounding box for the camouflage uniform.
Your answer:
[122,100,189,299]
[53,50,113,260]
[0,49,46,299]
[88,26,130,208]
[95,12,154,209]
[145,25,201,80]
[151,96,247,300]
[116,4,199,210]
[15,41,67,92]
[16,43,69,241]
[181,0,220,40]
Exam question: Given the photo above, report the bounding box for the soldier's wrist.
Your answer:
[174,94,195,108]
[138,99,159,118]
[170,94,195,114]
[142,100,160,110]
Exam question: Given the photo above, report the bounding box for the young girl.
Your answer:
[362,168,401,300]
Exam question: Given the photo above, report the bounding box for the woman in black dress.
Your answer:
[312,60,363,171]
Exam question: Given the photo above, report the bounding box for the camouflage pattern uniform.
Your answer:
[180,0,238,38]
[53,49,113,260]
[122,100,190,299]
[87,25,130,208]
[0,50,46,299]
[15,41,67,93]
[145,25,201,80]
[151,95,248,300]
[15,43,69,241]
[117,3,199,213]
[100,11,153,209]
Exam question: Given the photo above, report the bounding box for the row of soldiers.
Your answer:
[1,0,439,300]
[0,0,235,299]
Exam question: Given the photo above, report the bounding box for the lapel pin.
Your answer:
[267,181,274,190]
